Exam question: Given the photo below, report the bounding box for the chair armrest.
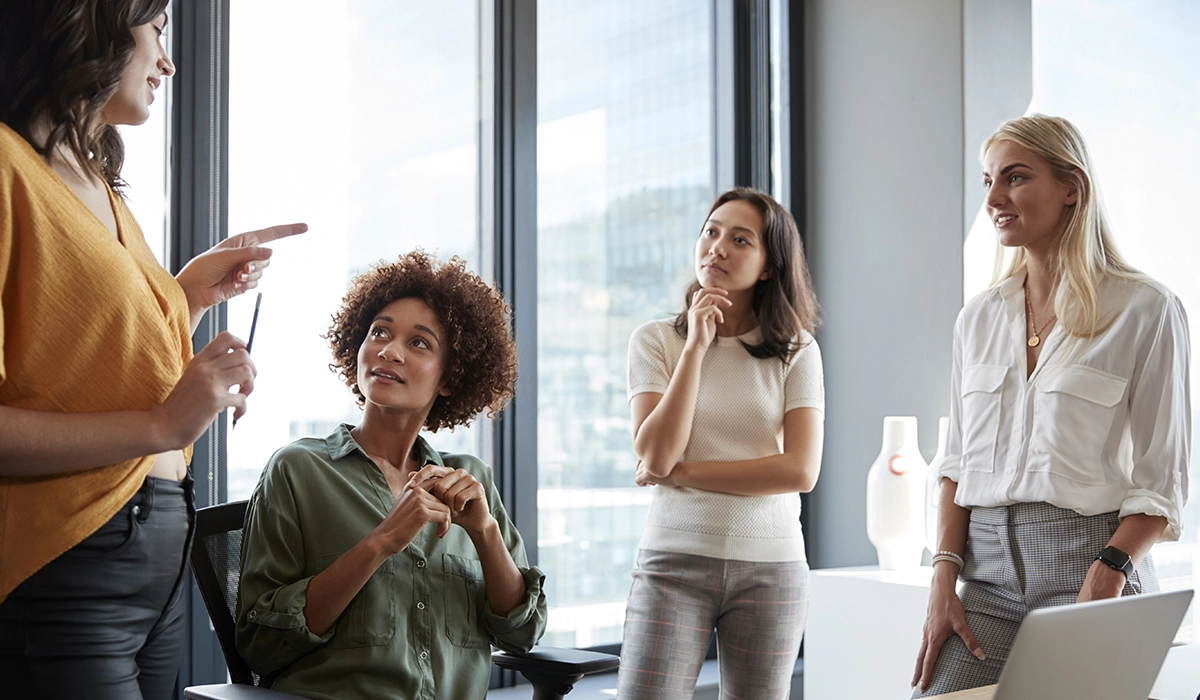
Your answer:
[492,646,620,677]
[184,684,308,700]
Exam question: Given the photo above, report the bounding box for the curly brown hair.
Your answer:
[326,251,518,432]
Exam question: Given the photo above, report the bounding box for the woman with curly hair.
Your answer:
[236,251,546,700]
[0,1,302,698]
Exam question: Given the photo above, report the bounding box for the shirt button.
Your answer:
[417,602,425,610]
[420,651,429,660]
[417,560,426,568]
[1006,467,1015,473]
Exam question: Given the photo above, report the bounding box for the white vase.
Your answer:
[925,416,949,554]
[866,416,930,570]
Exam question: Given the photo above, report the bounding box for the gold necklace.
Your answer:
[1024,284,1056,347]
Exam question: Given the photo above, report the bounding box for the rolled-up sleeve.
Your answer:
[236,475,334,675]
[480,477,547,654]
[483,564,548,654]
[939,314,965,484]
[1120,295,1191,541]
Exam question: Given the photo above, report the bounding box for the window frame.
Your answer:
[168,0,232,691]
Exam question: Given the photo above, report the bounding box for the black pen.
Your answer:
[232,292,261,429]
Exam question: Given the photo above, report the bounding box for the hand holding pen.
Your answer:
[147,325,257,450]
[232,292,262,430]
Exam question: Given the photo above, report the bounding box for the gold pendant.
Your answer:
[1028,335,1040,348]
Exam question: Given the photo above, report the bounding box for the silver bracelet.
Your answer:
[931,555,962,570]
[933,550,965,570]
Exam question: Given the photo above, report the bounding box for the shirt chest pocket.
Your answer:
[443,553,490,649]
[960,364,1007,473]
[318,554,396,649]
[1029,366,1127,485]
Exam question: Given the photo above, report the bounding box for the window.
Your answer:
[535,0,714,648]
[224,0,490,501]
[963,0,1200,642]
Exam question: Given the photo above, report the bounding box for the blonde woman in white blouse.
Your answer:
[617,188,824,700]
[912,114,1191,697]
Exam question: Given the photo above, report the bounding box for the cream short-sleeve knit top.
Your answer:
[627,319,824,563]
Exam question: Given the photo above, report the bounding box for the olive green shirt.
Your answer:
[235,425,547,700]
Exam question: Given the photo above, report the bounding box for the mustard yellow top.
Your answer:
[0,123,194,602]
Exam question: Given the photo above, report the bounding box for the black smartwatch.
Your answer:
[1096,545,1134,580]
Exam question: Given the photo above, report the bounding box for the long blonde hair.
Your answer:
[983,114,1140,338]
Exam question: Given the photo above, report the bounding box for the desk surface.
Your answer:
[927,643,1200,700]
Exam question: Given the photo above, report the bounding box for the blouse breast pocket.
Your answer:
[443,553,490,649]
[960,364,1007,473]
[318,554,396,649]
[1029,366,1127,486]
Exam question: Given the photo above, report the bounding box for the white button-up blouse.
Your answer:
[938,269,1191,541]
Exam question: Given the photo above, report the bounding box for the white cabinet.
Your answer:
[805,566,937,700]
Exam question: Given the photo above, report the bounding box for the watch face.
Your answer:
[1103,547,1131,566]
[1099,546,1133,575]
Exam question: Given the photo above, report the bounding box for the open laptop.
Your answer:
[987,589,1194,700]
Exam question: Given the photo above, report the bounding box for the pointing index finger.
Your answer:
[248,222,308,244]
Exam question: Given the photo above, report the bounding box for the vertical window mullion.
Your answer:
[715,0,773,194]
[170,0,231,690]
[491,0,537,687]
[492,0,539,561]
[736,0,772,191]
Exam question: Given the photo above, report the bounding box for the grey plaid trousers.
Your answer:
[913,501,1157,697]
[617,549,808,700]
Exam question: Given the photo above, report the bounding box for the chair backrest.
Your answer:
[190,499,259,686]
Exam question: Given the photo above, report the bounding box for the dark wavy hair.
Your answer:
[674,187,821,361]
[0,0,170,192]
[325,251,519,432]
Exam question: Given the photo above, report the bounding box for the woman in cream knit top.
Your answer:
[617,187,824,700]
[627,321,822,562]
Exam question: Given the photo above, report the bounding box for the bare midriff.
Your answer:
[148,449,188,481]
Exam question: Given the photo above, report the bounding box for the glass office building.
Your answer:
[535,0,713,647]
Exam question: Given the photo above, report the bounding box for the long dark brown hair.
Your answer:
[0,0,170,192]
[673,187,821,361]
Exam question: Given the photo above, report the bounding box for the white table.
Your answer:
[805,565,935,700]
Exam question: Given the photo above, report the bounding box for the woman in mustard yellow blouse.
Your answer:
[0,2,304,698]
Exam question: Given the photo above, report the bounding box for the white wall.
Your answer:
[964,0,1032,234]
[803,0,1031,568]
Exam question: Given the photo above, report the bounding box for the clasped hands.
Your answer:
[376,465,496,555]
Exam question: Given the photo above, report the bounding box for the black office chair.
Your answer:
[185,500,618,700]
